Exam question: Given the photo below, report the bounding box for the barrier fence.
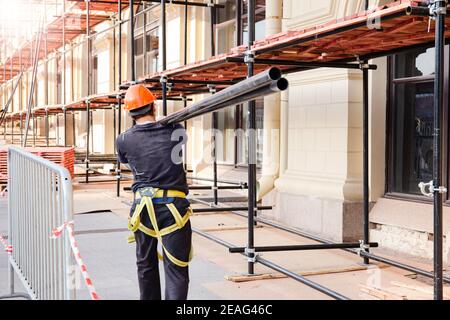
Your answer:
[0,146,75,300]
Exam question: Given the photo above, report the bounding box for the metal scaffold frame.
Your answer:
[0,0,448,300]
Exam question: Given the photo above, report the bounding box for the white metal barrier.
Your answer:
[1,146,75,300]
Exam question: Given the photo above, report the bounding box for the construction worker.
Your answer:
[116,84,192,300]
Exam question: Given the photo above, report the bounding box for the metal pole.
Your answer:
[183,0,188,171]
[256,257,350,300]
[210,5,219,205]
[63,0,67,146]
[246,0,256,275]
[234,0,243,168]
[86,1,91,184]
[130,0,136,82]
[86,102,90,184]
[362,64,370,264]
[42,1,48,105]
[116,0,123,197]
[143,3,147,75]
[161,0,168,116]
[432,0,446,301]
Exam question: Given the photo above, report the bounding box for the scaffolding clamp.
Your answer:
[419,181,448,198]
[356,55,370,70]
[430,0,448,17]
[244,51,255,64]
[245,247,258,263]
[207,84,216,94]
[357,240,370,256]
[160,76,167,83]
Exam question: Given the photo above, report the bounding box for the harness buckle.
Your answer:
[138,187,159,198]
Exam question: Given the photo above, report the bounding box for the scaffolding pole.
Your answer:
[431,0,446,300]
[116,0,123,197]
[161,0,167,116]
[246,0,256,275]
[85,1,91,183]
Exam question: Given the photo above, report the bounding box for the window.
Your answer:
[134,4,160,78]
[387,47,449,197]
[214,0,266,167]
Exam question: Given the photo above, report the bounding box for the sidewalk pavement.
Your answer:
[0,197,223,300]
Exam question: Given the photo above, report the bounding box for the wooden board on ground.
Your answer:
[226,264,388,283]
[360,284,408,300]
[391,281,450,300]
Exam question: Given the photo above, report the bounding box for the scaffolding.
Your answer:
[0,0,449,300]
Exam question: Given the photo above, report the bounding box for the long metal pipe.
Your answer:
[86,1,91,183]
[229,242,379,253]
[142,0,224,7]
[226,57,378,70]
[23,25,43,147]
[204,79,288,115]
[191,226,349,300]
[359,251,450,283]
[189,185,248,190]
[193,206,272,213]
[227,201,450,284]
[256,257,350,300]
[158,67,283,124]
[0,72,23,125]
[160,78,287,124]
[187,175,246,186]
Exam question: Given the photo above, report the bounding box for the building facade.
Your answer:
[0,0,448,266]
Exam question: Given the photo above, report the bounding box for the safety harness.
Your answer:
[128,187,193,268]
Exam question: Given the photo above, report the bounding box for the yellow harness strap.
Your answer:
[127,188,193,268]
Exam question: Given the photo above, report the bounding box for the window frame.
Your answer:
[385,46,450,203]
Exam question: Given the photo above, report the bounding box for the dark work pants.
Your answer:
[131,197,192,300]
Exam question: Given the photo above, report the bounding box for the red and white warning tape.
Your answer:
[0,234,12,254]
[51,221,100,300]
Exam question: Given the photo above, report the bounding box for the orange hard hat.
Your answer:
[124,84,157,111]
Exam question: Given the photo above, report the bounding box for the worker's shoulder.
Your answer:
[116,127,135,144]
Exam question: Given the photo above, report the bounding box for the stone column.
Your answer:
[262,0,387,242]
[258,0,283,198]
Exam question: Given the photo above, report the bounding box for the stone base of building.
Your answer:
[370,198,450,266]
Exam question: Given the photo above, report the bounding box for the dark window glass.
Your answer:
[388,46,448,196]
[390,81,434,194]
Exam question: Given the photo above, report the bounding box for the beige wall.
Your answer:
[262,0,394,242]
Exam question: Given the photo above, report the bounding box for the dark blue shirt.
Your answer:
[116,122,188,194]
